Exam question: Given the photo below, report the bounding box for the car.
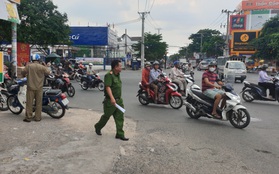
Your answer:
[197,61,208,71]
[223,61,247,83]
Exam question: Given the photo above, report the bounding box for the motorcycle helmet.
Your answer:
[89,63,93,66]
[145,61,151,67]
[153,61,160,65]
[208,61,217,67]
[261,64,268,70]
[173,61,180,66]
[31,54,40,61]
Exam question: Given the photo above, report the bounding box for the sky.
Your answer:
[51,0,241,55]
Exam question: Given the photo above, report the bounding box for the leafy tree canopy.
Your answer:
[132,32,168,62]
[0,0,70,54]
[187,29,225,58]
[251,15,279,60]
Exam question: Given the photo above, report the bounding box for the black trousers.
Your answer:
[258,82,275,97]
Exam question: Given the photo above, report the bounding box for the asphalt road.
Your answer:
[68,69,279,173]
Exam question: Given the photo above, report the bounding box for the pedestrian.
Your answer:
[21,54,51,122]
[94,60,129,141]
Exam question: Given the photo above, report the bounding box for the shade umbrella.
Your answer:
[46,53,61,64]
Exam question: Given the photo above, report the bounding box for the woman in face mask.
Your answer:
[201,61,226,119]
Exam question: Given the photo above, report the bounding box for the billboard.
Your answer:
[0,52,3,83]
[241,0,279,11]
[230,15,246,31]
[231,30,260,54]
[70,27,109,46]
[0,0,20,23]
[17,42,30,66]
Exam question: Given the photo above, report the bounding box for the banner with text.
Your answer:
[17,42,30,66]
[231,30,259,54]
[0,0,20,23]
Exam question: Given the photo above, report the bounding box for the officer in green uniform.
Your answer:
[94,60,129,141]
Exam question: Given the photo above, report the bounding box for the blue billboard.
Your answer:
[69,27,108,46]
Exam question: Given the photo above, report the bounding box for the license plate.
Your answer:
[62,98,69,105]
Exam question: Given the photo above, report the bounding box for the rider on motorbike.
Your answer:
[202,61,226,119]
[141,61,151,97]
[55,64,65,88]
[170,61,186,95]
[258,64,275,99]
[149,61,162,102]
[86,63,96,84]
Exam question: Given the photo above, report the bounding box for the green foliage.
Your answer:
[251,15,279,60]
[0,0,70,54]
[132,33,168,61]
[187,29,224,58]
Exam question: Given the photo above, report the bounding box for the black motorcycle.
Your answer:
[6,78,69,118]
[241,73,279,103]
[80,74,105,91]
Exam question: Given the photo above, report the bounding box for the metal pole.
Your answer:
[139,12,149,69]
[11,22,17,77]
[225,12,230,56]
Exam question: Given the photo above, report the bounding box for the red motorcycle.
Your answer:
[137,74,183,109]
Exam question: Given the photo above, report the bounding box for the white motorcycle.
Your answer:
[184,76,250,129]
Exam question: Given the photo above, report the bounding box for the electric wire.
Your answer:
[207,13,223,28]
[113,18,141,26]
[149,0,155,12]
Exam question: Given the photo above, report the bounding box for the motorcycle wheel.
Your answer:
[47,101,65,119]
[242,89,254,102]
[138,92,149,105]
[0,91,9,111]
[75,75,81,82]
[186,107,201,119]
[169,95,183,109]
[7,95,23,115]
[98,82,105,91]
[67,85,75,97]
[228,108,250,129]
[81,81,88,90]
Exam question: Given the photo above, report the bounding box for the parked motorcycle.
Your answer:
[241,72,279,103]
[184,76,250,129]
[46,73,75,97]
[137,74,183,109]
[80,74,105,91]
[6,78,69,119]
[0,86,9,111]
[1,72,13,89]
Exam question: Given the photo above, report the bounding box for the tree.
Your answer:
[187,29,225,58]
[251,15,279,60]
[132,33,168,61]
[0,0,70,54]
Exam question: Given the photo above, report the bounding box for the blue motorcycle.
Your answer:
[6,78,69,119]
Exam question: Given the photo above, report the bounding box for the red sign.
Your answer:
[17,42,30,66]
[230,15,246,33]
[241,0,279,10]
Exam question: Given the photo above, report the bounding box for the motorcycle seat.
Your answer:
[44,89,61,96]
[191,89,215,103]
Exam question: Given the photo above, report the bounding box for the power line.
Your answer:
[113,18,141,26]
[149,0,156,12]
[207,13,223,28]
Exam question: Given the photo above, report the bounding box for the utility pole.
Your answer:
[222,9,236,56]
[155,28,162,35]
[138,11,149,69]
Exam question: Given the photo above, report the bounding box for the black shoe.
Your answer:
[95,129,102,136]
[23,119,31,122]
[115,135,129,141]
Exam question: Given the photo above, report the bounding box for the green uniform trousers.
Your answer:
[25,88,43,121]
[95,98,125,137]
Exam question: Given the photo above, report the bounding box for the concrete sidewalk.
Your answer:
[0,108,136,174]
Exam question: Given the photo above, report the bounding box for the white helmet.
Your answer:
[88,63,93,66]
[31,54,40,61]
